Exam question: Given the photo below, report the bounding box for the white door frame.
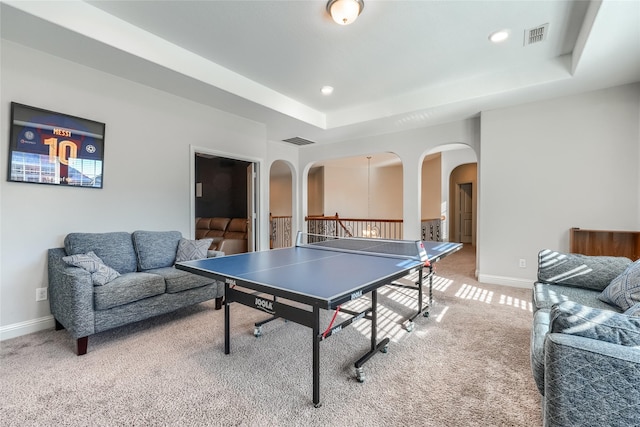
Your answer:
[189,145,261,249]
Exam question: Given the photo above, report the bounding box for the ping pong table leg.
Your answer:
[224,284,230,355]
[312,306,321,408]
[426,263,433,317]
[354,289,389,383]
[417,266,424,319]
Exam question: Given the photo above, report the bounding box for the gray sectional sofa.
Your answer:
[531,249,640,426]
[48,230,224,355]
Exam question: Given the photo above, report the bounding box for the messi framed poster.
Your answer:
[7,102,105,188]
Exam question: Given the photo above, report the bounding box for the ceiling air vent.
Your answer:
[282,137,315,146]
[525,23,549,46]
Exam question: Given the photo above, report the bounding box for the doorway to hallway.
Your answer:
[193,150,258,252]
[457,182,473,244]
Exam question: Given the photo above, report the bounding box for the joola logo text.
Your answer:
[255,297,274,313]
[350,290,363,300]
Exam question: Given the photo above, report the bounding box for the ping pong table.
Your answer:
[176,232,461,407]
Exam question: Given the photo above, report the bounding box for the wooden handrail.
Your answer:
[305,215,403,223]
[306,215,439,224]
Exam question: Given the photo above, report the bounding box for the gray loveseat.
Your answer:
[48,230,224,355]
[531,249,640,426]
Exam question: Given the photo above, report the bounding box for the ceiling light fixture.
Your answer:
[321,85,334,95]
[327,0,364,26]
[489,30,510,43]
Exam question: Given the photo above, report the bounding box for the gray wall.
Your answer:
[479,84,640,286]
[0,40,267,337]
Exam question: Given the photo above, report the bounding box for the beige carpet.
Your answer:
[0,246,541,426]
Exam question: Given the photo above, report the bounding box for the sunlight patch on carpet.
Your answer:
[499,294,532,311]
[433,275,454,292]
[435,305,449,323]
[378,286,418,310]
[455,283,494,303]
[349,303,407,342]
[336,297,417,343]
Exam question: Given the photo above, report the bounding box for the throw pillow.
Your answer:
[598,259,640,311]
[549,300,640,347]
[63,251,120,286]
[175,238,214,262]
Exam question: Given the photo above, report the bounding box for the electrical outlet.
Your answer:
[35,287,47,301]
[519,259,526,268]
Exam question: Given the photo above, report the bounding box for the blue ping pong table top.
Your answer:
[176,240,461,308]
[422,241,462,261]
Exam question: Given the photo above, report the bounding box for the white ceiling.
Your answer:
[1,1,639,146]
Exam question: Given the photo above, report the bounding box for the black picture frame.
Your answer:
[7,102,105,188]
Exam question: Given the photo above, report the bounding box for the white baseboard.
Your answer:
[0,315,55,341]
[477,273,532,289]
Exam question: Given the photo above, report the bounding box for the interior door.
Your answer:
[458,183,473,243]
[246,163,256,252]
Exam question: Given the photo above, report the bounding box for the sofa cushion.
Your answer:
[144,267,215,293]
[550,301,640,347]
[65,232,137,274]
[537,249,632,291]
[132,230,182,271]
[224,218,248,239]
[175,238,213,262]
[599,259,640,311]
[533,282,619,313]
[93,272,166,310]
[62,251,120,286]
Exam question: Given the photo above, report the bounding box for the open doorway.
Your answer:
[193,151,258,253]
[269,160,293,248]
[448,163,477,245]
[457,182,473,244]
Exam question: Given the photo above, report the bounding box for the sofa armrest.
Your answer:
[48,248,96,339]
[544,333,640,426]
[537,249,631,291]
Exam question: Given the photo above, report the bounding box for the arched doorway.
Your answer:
[269,160,294,248]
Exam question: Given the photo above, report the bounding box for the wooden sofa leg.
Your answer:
[215,296,223,310]
[76,337,88,356]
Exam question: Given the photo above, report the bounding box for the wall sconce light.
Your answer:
[327,0,364,25]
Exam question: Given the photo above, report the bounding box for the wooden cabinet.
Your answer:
[570,228,640,260]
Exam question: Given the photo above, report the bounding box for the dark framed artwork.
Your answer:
[7,102,105,188]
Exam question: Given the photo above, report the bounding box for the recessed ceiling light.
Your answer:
[489,30,510,43]
[321,86,334,95]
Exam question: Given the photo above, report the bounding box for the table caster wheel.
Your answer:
[380,345,388,354]
[423,311,430,318]
[356,367,365,383]
[254,326,262,337]
[405,321,415,332]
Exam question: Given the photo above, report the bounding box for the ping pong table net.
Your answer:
[295,232,428,262]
